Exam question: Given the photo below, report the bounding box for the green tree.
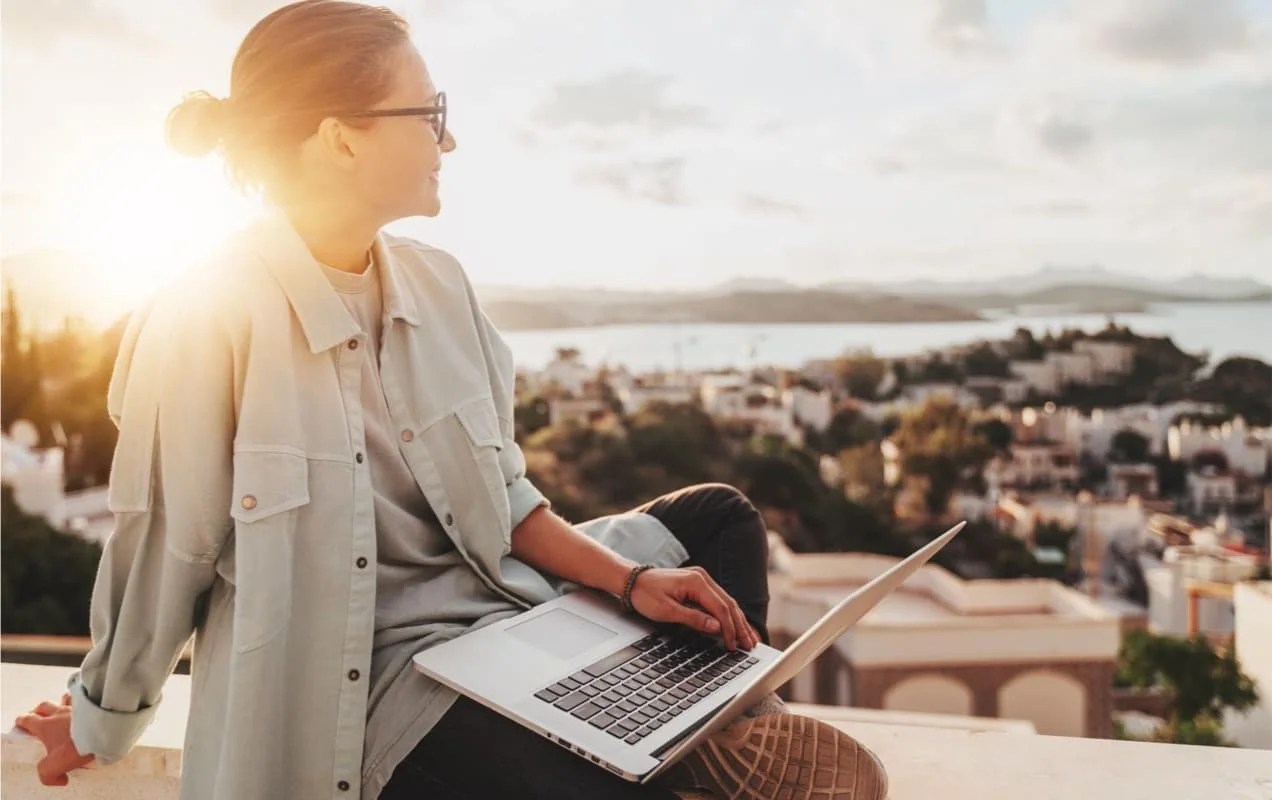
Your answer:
[973,417,1013,452]
[963,343,1010,378]
[734,438,823,512]
[626,401,724,483]
[832,350,886,400]
[1191,357,1272,427]
[514,395,551,437]
[821,406,881,454]
[1116,630,1259,746]
[1,284,51,442]
[1,485,103,634]
[891,398,993,515]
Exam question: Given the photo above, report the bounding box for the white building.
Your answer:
[1066,402,1216,464]
[1142,545,1261,638]
[1,433,67,527]
[1072,340,1136,379]
[1008,361,1058,396]
[1,433,112,544]
[547,396,608,427]
[1106,463,1159,501]
[616,383,696,414]
[1045,350,1096,386]
[1168,416,1270,478]
[986,443,1079,492]
[1186,468,1238,516]
[767,536,1120,737]
[782,384,834,431]
[964,376,1029,405]
[530,350,594,397]
[1226,582,1272,749]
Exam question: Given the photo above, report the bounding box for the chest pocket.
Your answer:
[228,449,310,653]
[454,396,504,450]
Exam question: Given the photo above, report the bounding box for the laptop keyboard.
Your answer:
[533,628,759,745]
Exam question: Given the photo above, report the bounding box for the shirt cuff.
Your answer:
[66,671,159,766]
[507,474,550,531]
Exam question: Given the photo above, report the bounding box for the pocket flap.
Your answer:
[454,398,504,449]
[230,449,310,523]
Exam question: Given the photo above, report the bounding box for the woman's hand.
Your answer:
[627,566,760,651]
[13,693,95,786]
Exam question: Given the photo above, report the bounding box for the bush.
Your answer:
[1,485,102,634]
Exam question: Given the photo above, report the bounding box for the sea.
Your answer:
[501,301,1272,372]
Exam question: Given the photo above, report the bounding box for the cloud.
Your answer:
[739,195,804,216]
[207,0,284,24]
[536,71,712,133]
[577,157,688,206]
[928,0,1001,57]
[997,100,1096,163]
[1,0,159,51]
[1017,200,1093,217]
[1080,0,1251,65]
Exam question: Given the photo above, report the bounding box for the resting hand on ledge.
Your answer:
[13,692,96,787]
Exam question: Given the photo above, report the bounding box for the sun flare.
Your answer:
[50,145,262,315]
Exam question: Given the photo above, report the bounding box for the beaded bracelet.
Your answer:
[619,564,655,613]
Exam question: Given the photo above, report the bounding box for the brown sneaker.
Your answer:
[658,712,888,800]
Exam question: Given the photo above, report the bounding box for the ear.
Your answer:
[314,116,359,170]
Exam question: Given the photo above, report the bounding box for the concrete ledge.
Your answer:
[5,663,1271,799]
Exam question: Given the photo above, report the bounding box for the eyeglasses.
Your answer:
[339,91,447,144]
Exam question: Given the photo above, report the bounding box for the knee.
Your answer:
[698,483,767,542]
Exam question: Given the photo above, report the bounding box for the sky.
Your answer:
[2,0,1271,304]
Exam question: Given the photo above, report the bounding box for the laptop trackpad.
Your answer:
[507,608,619,659]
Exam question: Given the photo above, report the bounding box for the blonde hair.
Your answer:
[165,0,410,194]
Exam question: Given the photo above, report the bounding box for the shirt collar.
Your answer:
[251,210,421,355]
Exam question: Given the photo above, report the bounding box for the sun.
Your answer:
[49,144,262,319]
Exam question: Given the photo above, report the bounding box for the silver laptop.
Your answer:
[414,521,965,783]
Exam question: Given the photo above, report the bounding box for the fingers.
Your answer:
[687,567,758,651]
[15,713,49,736]
[685,569,739,650]
[669,602,720,636]
[35,702,62,717]
[61,693,73,706]
[40,742,92,786]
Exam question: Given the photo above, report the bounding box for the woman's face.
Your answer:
[345,44,457,221]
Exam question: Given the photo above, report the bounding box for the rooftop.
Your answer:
[4,664,1269,799]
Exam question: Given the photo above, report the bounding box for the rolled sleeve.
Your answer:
[67,288,235,763]
[502,451,550,530]
[67,672,160,766]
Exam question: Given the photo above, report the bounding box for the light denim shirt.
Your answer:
[66,210,690,800]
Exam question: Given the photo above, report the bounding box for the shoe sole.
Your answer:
[677,713,888,800]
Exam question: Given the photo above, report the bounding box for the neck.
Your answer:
[280,199,380,274]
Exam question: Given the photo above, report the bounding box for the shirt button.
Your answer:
[400,429,414,443]
[348,669,360,681]
[240,495,257,511]
[355,452,364,464]
[444,513,454,526]
[348,339,359,350]
[337,780,350,791]
[356,557,368,568]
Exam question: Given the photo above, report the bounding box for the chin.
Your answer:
[417,194,442,217]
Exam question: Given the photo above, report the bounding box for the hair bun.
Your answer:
[165,91,229,157]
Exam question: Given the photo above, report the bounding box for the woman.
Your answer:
[14,2,885,799]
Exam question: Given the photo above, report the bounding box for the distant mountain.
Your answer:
[483,290,979,330]
[934,284,1214,313]
[818,265,1271,300]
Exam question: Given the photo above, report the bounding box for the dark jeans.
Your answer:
[378,483,771,800]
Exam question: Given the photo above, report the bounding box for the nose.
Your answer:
[440,128,456,153]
